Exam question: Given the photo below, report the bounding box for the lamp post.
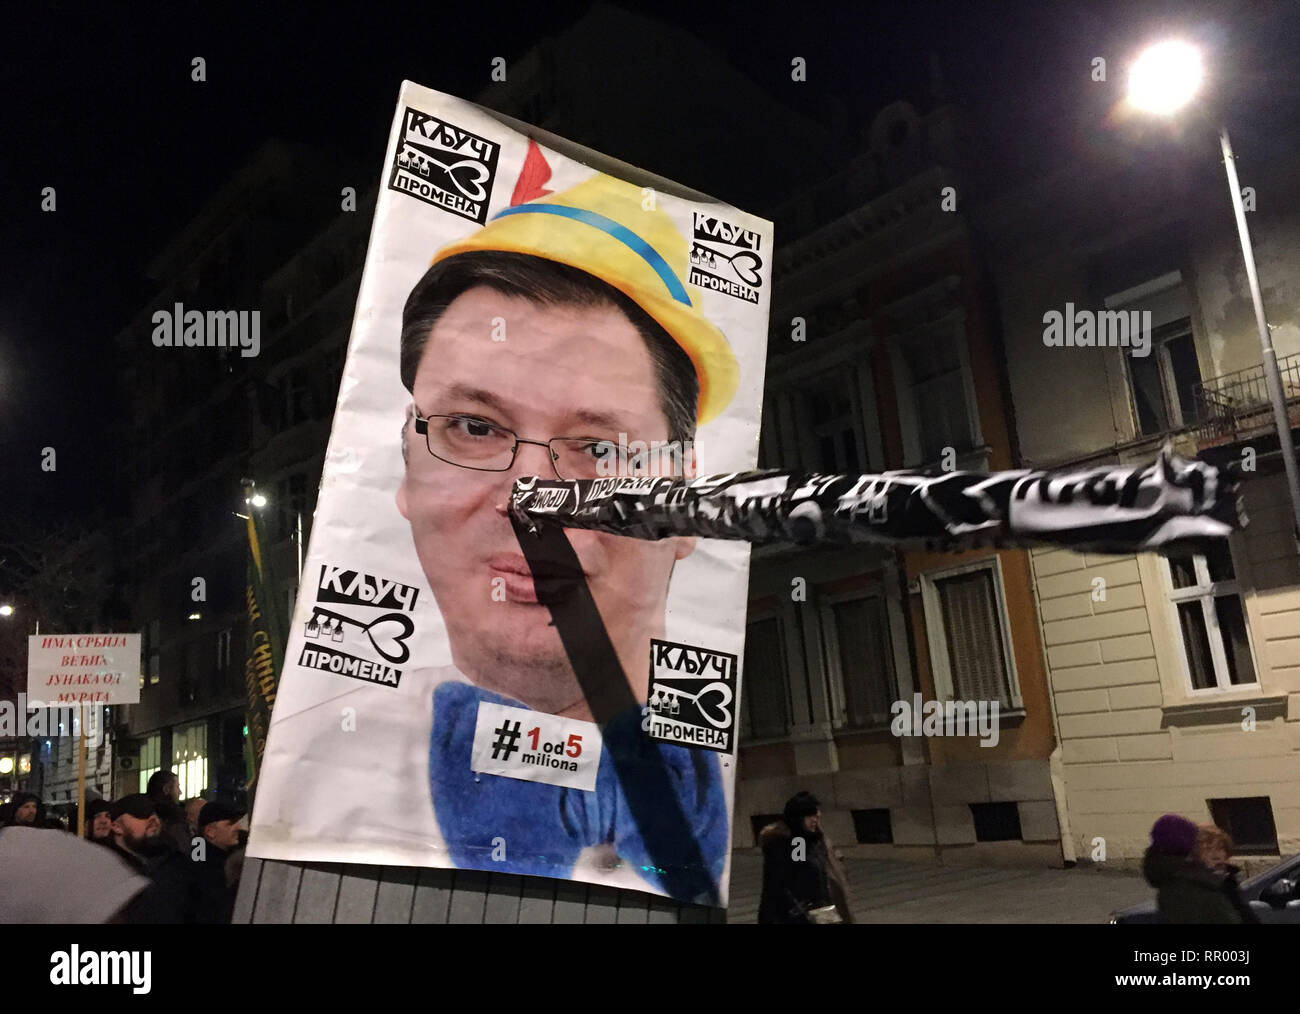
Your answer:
[1128,39,1300,547]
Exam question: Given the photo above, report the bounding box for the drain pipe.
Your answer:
[1028,554,1077,866]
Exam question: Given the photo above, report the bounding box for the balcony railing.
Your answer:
[1192,352,1300,446]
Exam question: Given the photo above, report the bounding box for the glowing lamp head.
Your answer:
[1129,40,1203,115]
[0,605,13,617]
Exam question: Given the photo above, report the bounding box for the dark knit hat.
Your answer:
[1150,813,1198,856]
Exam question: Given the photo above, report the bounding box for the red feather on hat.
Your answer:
[510,139,554,206]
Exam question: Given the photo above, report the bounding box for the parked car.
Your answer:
[1111,851,1300,923]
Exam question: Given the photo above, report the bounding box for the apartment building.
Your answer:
[112,140,362,801]
[736,97,1064,866]
[980,122,1300,869]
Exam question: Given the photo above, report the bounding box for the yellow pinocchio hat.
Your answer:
[431,166,740,425]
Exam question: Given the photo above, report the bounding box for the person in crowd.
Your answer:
[1194,823,1259,924]
[758,791,853,924]
[146,770,191,853]
[4,792,44,827]
[1142,813,1242,923]
[109,793,199,923]
[184,797,207,839]
[85,799,115,846]
[194,801,246,923]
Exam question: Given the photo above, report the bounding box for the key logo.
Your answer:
[388,107,501,224]
[645,639,738,752]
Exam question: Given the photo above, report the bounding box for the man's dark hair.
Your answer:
[400,251,698,444]
[146,770,177,798]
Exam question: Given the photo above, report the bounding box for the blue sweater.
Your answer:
[430,680,728,902]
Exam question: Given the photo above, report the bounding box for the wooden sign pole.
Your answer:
[76,704,88,837]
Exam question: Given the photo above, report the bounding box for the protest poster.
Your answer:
[27,633,141,706]
[246,81,772,905]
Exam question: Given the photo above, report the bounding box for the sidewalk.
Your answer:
[727,853,1148,923]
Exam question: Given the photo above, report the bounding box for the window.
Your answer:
[277,472,307,541]
[920,559,1021,708]
[145,619,161,686]
[899,334,971,461]
[173,721,209,800]
[742,616,792,740]
[852,808,894,844]
[971,802,1022,842]
[284,366,311,428]
[317,348,345,421]
[1165,543,1256,691]
[137,733,161,793]
[802,373,865,473]
[181,639,202,705]
[763,362,880,473]
[1128,318,1201,434]
[891,314,980,467]
[821,593,896,728]
[1207,797,1278,855]
[1106,273,1201,436]
[216,628,233,670]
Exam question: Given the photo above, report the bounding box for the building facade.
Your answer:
[112,141,363,802]
[735,98,1065,867]
[981,120,1300,870]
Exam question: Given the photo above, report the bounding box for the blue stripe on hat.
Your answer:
[492,203,692,306]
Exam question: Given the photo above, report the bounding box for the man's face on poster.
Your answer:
[397,285,696,716]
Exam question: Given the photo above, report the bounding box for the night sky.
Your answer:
[2,0,1296,533]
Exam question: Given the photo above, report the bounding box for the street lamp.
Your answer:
[1128,39,1300,546]
[0,604,13,617]
[1128,40,1203,115]
[236,480,303,582]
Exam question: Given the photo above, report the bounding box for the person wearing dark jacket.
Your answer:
[4,792,45,827]
[147,770,192,855]
[758,791,853,924]
[193,802,245,923]
[1142,813,1242,924]
[1194,823,1260,925]
[108,794,200,924]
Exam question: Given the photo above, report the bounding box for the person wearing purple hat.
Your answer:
[1141,813,1242,923]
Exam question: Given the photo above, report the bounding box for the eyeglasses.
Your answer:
[411,407,625,481]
